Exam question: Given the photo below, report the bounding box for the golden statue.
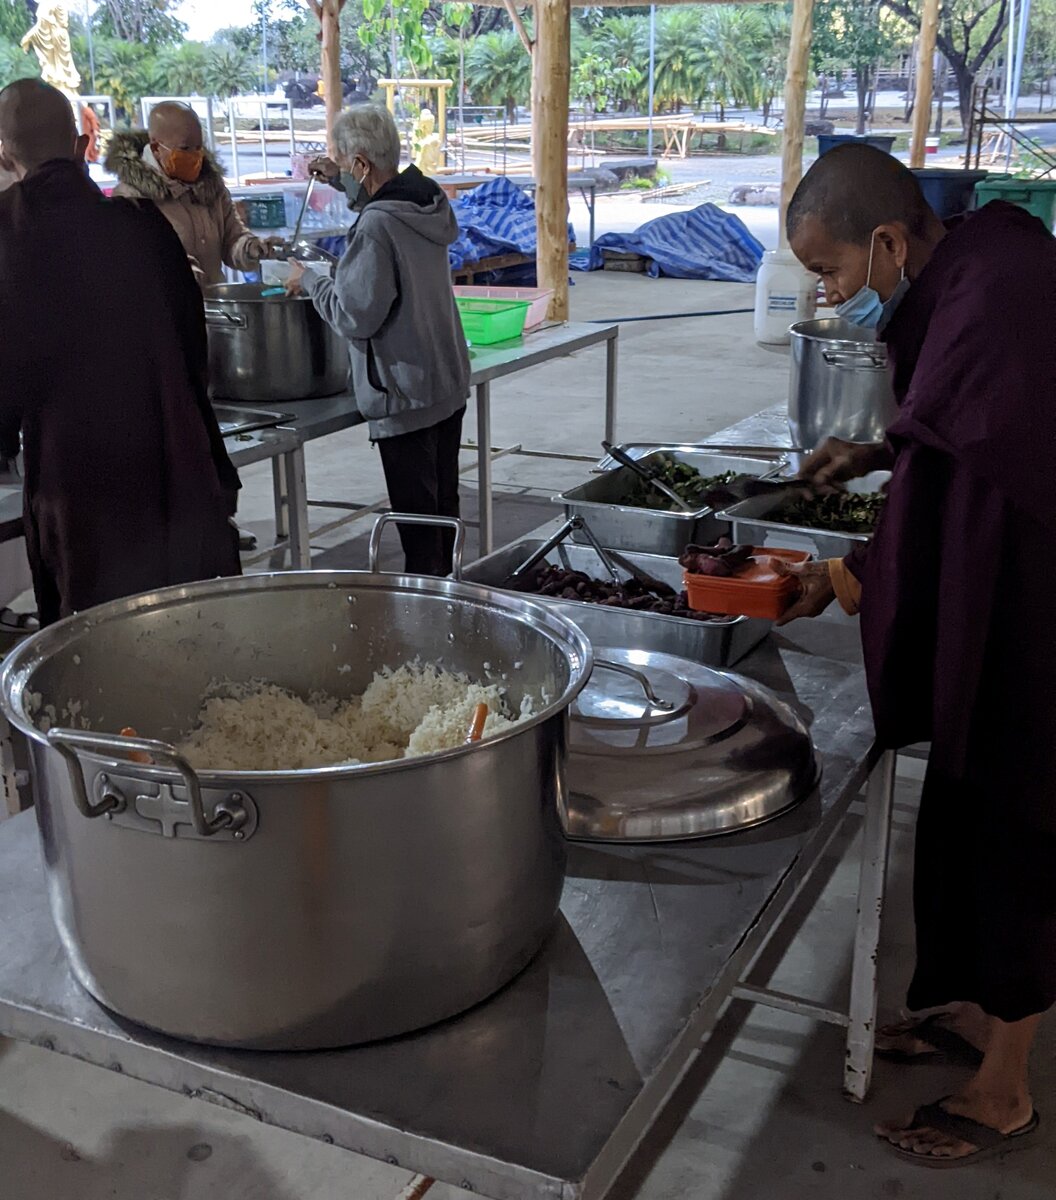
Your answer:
[20,0,81,100]
[412,108,442,176]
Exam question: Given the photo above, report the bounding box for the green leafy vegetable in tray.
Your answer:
[622,455,737,512]
[776,492,886,535]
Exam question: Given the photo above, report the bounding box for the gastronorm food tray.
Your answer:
[462,537,770,667]
[716,473,889,561]
[555,449,787,558]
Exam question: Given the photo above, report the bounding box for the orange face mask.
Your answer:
[155,142,204,184]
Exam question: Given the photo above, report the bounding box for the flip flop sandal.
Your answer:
[875,1013,984,1067]
[882,1097,1040,1169]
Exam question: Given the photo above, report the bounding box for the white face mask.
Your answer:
[835,230,908,331]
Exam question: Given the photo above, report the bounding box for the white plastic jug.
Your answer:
[754,249,818,345]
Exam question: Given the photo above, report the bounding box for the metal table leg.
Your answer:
[844,749,896,1101]
[604,333,619,445]
[476,381,493,556]
[282,446,312,570]
[271,456,289,541]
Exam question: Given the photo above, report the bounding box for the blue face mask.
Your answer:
[835,231,907,330]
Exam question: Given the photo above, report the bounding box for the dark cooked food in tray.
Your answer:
[679,537,754,578]
[522,564,728,621]
[623,455,737,511]
[774,491,886,535]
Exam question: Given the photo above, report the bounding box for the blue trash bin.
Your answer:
[910,168,989,218]
[816,134,897,157]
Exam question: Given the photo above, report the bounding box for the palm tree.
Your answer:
[151,42,210,96]
[94,38,153,120]
[595,14,647,111]
[703,7,764,124]
[654,9,709,113]
[205,44,259,98]
[465,30,532,120]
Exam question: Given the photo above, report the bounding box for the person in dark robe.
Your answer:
[778,143,1056,1167]
[0,80,241,626]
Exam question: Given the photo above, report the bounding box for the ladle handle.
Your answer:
[368,513,465,580]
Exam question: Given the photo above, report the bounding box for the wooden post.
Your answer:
[779,0,815,247]
[308,0,346,155]
[533,0,570,320]
[910,0,941,167]
[437,82,448,164]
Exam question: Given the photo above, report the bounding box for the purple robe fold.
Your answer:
[846,201,1056,1020]
[0,161,240,625]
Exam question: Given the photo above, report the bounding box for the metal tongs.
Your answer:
[700,473,817,510]
[503,516,676,598]
[602,441,694,512]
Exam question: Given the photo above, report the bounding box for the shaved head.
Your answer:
[0,79,78,175]
[787,144,933,246]
[148,102,203,150]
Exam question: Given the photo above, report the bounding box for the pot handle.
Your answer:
[592,659,676,712]
[821,349,886,370]
[45,728,247,837]
[368,513,466,580]
[204,308,248,329]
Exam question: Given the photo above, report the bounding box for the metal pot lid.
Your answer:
[566,647,818,843]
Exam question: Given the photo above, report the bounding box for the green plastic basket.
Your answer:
[242,193,287,230]
[455,297,531,346]
[974,176,1056,230]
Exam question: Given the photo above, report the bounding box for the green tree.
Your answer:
[756,5,792,125]
[93,37,154,118]
[812,0,901,133]
[595,14,647,110]
[654,8,709,112]
[573,52,640,117]
[359,0,433,76]
[466,29,531,119]
[703,6,765,123]
[205,43,260,97]
[883,0,1010,132]
[151,41,211,94]
[95,0,187,49]
[0,0,31,43]
[0,38,37,88]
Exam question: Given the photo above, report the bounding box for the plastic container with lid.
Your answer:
[910,168,988,219]
[753,249,819,346]
[684,548,812,620]
[816,134,896,157]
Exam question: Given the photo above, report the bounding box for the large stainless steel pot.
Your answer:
[204,282,348,402]
[0,572,592,1050]
[788,318,897,448]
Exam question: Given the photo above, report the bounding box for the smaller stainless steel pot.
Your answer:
[204,282,348,403]
[789,318,897,448]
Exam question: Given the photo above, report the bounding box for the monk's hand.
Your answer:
[774,559,835,625]
[284,259,307,296]
[261,236,286,259]
[797,438,891,492]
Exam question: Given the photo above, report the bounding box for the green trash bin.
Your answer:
[973,175,1056,230]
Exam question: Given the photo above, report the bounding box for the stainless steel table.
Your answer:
[0,613,894,1200]
[264,322,620,562]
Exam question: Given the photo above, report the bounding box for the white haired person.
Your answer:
[287,105,469,577]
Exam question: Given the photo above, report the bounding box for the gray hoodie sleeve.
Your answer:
[303,227,398,342]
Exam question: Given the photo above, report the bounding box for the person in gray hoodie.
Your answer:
[287,105,470,576]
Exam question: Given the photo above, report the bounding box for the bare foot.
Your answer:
[875,1089,1034,1161]
[876,1005,991,1060]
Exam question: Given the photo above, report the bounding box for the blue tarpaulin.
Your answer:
[579,204,764,282]
[449,177,575,270]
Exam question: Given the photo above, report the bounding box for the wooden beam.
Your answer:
[532,0,571,320]
[503,0,535,54]
[910,0,941,168]
[779,0,815,247]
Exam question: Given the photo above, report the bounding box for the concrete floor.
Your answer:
[4,273,1054,1199]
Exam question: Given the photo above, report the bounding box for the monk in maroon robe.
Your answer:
[0,81,240,625]
[781,143,1056,1167]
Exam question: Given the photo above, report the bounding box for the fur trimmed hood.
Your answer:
[105,130,227,203]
